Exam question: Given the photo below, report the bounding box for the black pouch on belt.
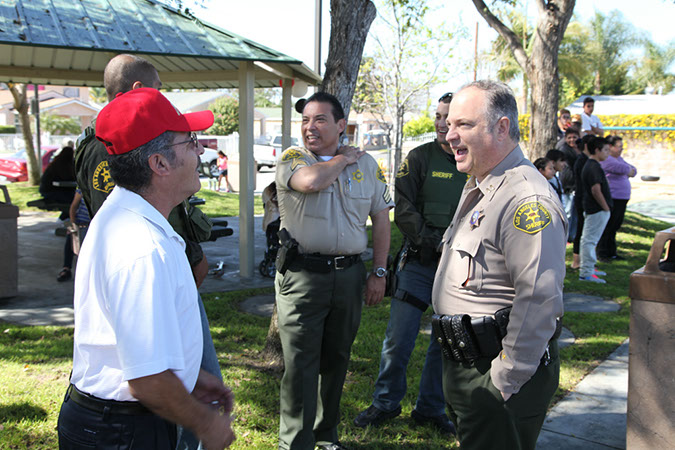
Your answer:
[451,315,481,362]
[494,306,512,339]
[440,315,465,362]
[470,316,502,359]
[432,314,453,360]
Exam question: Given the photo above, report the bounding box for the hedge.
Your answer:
[518,114,675,149]
[0,125,16,133]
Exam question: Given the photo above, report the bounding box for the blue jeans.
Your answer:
[176,293,222,450]
[564,193,576,242]
[371,260,446,417]
[580,210,611,278]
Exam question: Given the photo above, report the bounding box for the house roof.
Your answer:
[0,0,321,89]
[38,97,101,113]
[163,90,232,112]
[567,95,675,116]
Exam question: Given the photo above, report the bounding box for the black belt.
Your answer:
[66,384,151,416]
[432,309,562,364]
[292,254,361,273]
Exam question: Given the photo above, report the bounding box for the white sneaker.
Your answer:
[579,274,606,283]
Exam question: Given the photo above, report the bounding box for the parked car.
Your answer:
[199,146,220,178]
[0,145,60,182]
[254,135,299,171]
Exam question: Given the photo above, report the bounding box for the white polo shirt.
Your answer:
[70,186,202,401]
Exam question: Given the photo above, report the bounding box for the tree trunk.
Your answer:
[320,0,377,119]
[8,83,39,185]
[471,0,575,159]
[260,301,284,369]
[262,0,377,368]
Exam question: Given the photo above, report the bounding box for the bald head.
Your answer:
[103,54,161,101]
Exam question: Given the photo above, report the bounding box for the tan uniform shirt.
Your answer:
[276,146,394,255]
[432,146,567,395]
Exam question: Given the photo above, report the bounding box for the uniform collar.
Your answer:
[467,145,525,202]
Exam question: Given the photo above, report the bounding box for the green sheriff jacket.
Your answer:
[395,140,466,255]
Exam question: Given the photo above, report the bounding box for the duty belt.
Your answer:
[432,307,562,364]
[292,254,361,273]
[66,384,152,416]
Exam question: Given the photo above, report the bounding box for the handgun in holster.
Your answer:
[275,228,299,275]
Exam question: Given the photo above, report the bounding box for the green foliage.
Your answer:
[0,125,16,133]
[255,88,281,107]
[3,181,264,216]
[517,113,675,148]
[403,114,434,137]
[206,97,239,136]
[88,87,107,104]
[39,114,82,135]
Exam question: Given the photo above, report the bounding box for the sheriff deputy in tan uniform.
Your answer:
[431,80,567,450]
[274,92,393,450]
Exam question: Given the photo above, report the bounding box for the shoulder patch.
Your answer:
[92,161,115,194]
[513,201,551,234]
[376,165,387,184]
[281,148,304,161]
[396,159,409,178]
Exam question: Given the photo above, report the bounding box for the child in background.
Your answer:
[534,157,555,181]
[545,149,567,207]
[216,151,232,192]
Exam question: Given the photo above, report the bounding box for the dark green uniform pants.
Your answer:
[442,340,559,450]
[276,261,366,450]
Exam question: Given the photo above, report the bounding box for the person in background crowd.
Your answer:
[353,93,461,435]
[581,97,604,137]
[39,145,76,220]
[534,157,556,181]
[571,134,594,270]
[598,136,637,261]
[545,149,567,206]
[433,80,566,450]
[557,126,581,241]
[557,108,572,141]
[56,189,91,282]
[579,136,612,283]
[216,151,232,192]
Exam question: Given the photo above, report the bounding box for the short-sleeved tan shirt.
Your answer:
[276,146,394,255]
[432,146,567,395]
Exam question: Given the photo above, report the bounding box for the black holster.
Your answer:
[275,228,298,275]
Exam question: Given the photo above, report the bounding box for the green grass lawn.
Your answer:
[0,211,670,449]
[1,181,263,217]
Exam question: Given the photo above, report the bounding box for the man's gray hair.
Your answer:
[460,80,520,142]
[107,131,177,194]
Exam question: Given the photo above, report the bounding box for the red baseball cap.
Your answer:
[95,88,215,155]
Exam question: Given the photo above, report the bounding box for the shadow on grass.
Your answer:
[0,402,49,422]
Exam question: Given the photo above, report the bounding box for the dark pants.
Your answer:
[573,202,585,255]
[597,199,628,259]
[442,341,559,450]
[58,390,177,449]
[276,261,366,449]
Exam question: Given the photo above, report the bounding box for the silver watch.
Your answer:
[374,267,387,278]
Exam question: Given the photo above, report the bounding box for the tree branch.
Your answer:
[471,0,529,71]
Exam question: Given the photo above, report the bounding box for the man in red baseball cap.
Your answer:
[58,88,235,449]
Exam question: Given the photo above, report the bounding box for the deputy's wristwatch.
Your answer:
[373,267,387,278]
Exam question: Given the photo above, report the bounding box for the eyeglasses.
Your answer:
[170,132,199,149]
[438,92,453,103]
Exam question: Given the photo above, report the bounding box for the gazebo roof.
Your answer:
[0,0,321,89]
